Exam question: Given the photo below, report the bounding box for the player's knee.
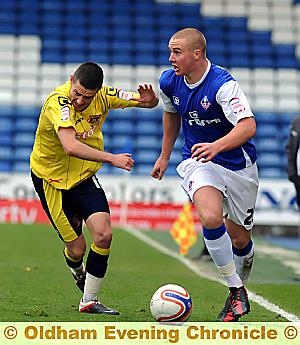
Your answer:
[201,211,223,229]
[93,228,112,248]
[231,237,249,249]
[67,246,86,260]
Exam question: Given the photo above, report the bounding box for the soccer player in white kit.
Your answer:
[152,28,258,322]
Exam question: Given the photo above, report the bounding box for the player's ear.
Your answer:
[70,75,74,84]
[194,49,201,61]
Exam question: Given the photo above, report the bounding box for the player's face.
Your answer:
[69,79,98,112]
[168,38,196,76]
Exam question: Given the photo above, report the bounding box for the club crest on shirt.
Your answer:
[173,96,180,105]
[61,106,70,121]
[229,97,245,114]
[200,96,211,110]
[87,115,101,124]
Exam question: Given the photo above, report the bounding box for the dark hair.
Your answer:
[73,62,104,90]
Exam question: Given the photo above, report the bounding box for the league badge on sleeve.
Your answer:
[229,97,245,114]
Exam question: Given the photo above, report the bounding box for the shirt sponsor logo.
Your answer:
[229,97,245,114]
[200,96,211,110]
[75,124,98,140]
[188,111,221,126]
[61,106,70,121]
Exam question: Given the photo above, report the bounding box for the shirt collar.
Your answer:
[184,59,211,89]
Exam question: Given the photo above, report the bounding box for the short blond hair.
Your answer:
[172,28,206,53]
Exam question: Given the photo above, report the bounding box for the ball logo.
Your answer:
[150,284,192,323]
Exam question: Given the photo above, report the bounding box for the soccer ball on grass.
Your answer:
[149,284,192,322]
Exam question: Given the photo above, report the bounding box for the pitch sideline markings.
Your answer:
[123,226,300,322]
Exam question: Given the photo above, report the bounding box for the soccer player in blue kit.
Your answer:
[151,28,258,322]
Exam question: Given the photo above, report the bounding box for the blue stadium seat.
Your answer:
[0,133,12,146]
[256,123,281,139]
[15,119,38,132]
[111,120,134,135]
[0,161,12,172]
[14,147,32,161]
[110,135,134,153]
[0,118,13,133]
[0,147,13,160]
[41,1,65,11]
[133,164,154,175]
[255,138,283,153]
[135,150,159,164]
[16,106,40,118]
[135,121,158,135]
[0,106,15,117]
[11,161,30,172]
[135,135,159,150]
[258,167,286,179]
[12,133,35,147]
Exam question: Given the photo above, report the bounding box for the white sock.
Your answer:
[82,273,104,303]
[234,245,254,285]
[205,231,243,288]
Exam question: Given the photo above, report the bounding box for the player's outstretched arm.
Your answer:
[130,84,159,108]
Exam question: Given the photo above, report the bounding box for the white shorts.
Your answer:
[176,158,259,230]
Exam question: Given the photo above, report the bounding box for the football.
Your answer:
[149,284,192,322]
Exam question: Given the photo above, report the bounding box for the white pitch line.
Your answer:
[123,226,300,322]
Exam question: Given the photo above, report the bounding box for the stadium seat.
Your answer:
[135,150,159,164]
[12,133,35,147]
[11,161,29,172]
[0,161,11,172]
[0,147,13,160]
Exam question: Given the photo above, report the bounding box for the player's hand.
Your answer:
[191,142,220,162]
[130,84,159,108]
[151,157,168,180]
[111,153,135,171]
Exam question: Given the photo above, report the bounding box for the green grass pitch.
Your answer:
[0,223,298,322]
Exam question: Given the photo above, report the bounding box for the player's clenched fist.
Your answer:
[111,153,135,171]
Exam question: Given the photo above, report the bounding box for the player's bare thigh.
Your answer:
[193,186,224,228]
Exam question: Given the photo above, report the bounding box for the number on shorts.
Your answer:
[244,208,254,226]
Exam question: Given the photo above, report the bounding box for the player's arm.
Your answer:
[192,80,256,162]
[130,84,159,108]
[192,117,256,162]
[57,127,134,171]
[151,111,181,180]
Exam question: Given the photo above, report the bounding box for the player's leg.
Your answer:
[218,163,258,321]
[64,235,86,292]
[177,160,245,321]
[193,186,244,289]
[72,175,119,315]
[225,219,254,285]
[193,186,247,321]
[31,170,87,291]
[79,211,119,314]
